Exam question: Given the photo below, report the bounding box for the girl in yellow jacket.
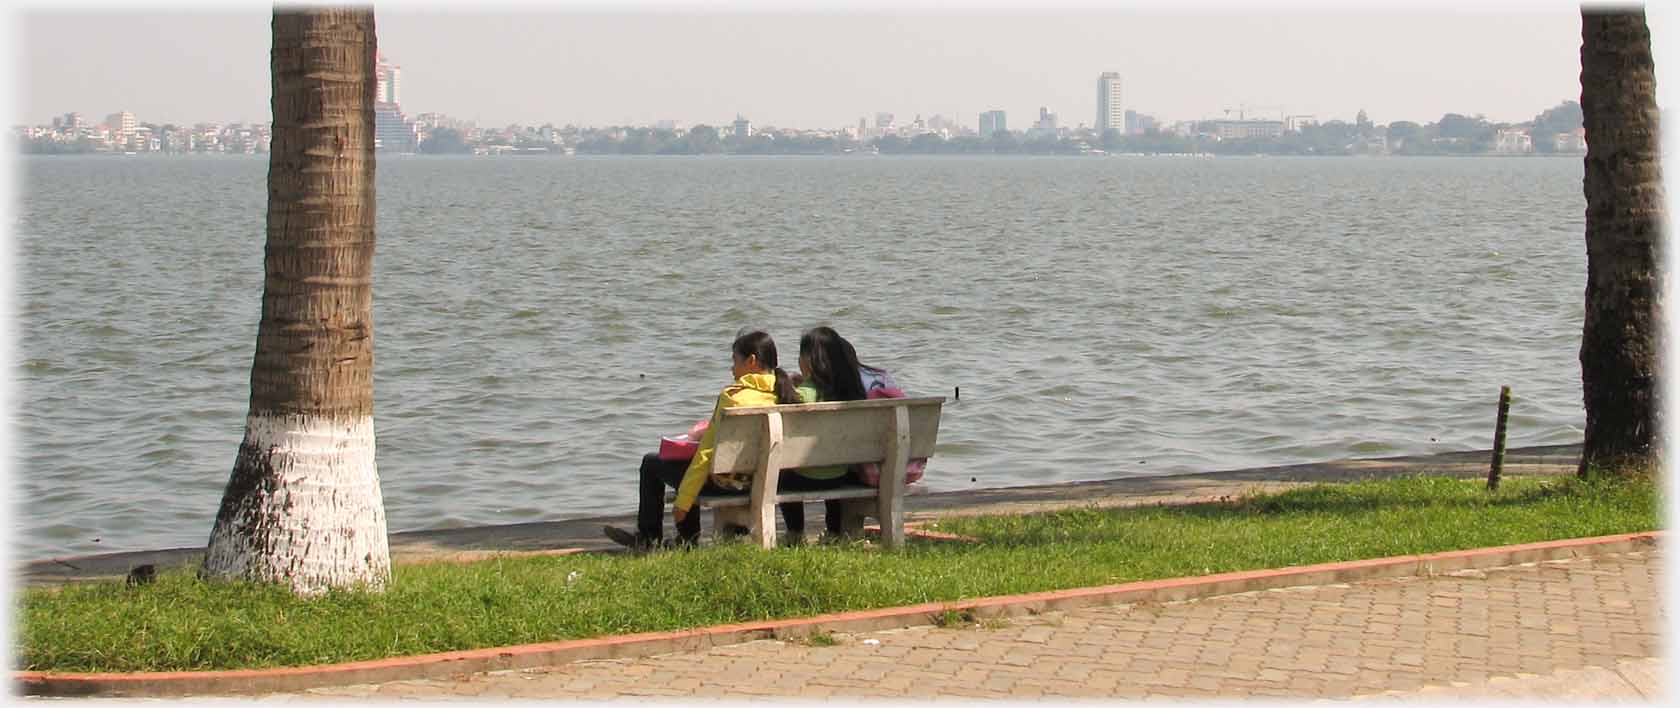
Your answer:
[604,330,803,549]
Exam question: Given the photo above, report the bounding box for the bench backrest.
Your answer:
[709,397,945,475]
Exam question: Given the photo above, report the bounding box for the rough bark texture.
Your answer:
[202,7,390,594]
[1577,8,1665,477]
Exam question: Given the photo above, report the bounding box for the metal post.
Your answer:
[1488,386,1512,491]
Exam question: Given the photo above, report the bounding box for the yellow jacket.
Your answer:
[674,372,780,512]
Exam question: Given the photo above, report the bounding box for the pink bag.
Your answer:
[657,435,698,461]
[657,419,710,462]
[855,386,927,487]
[857,457,927,487]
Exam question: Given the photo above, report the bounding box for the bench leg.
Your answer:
[876,493,905,549]
[747,414,784,550]
[836,499,871,537]
[750,499,779,550]
[712,506,752,542]
[878,407,910,549]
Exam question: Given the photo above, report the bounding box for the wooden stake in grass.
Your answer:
[1488,386,1513,491]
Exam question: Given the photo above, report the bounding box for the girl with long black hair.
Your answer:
[604,330,802,550]
[783,325,871,540]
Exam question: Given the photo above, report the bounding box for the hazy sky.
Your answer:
[10,2,1679,131]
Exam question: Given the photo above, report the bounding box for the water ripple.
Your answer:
[13,154,1589,560]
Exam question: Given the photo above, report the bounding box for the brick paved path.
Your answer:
[289,549,1662,701]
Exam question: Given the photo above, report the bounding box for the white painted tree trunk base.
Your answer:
[203,414,391,595]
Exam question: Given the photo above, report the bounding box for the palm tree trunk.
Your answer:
[1577,8,1665,478]
[201,7,390,594]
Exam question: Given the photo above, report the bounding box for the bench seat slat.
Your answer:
[711,401,943,473]
[677,484,925,508]
[719,396,946,417]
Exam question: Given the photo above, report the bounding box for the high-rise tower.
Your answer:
[1097,72,1124,133]
[375,53,401,106]
[372,52,417,152]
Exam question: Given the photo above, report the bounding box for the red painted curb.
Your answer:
[14,530,1661,697]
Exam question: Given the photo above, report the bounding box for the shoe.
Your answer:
[603,525,658,551]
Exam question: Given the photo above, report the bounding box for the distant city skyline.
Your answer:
[13,7,1678,131]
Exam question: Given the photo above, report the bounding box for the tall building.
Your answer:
[105,111,136,139]
[374,107,418,152]
[370,52,418,152]
[979,110,1006,137]
[1030,107,1059,138]
[733,115,752,139]
[1096,72,1124,133]
[375,53,401,106]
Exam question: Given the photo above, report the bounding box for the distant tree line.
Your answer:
[418,127,473,154]
[543,103,1586,157]
[18,137,107,154]
[572,125,865,155]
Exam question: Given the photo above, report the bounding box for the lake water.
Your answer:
[13,154,1588,561]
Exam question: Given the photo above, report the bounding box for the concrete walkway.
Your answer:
[17,444,1581,586]
[270,548,1662,701]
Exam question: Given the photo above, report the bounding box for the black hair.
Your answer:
[731,330,802,405]
[799,326,867,402]
[838,336,888,380]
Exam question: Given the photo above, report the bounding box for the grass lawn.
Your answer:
[16,475,1660,673]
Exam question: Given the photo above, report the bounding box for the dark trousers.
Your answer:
[636,453,852,541]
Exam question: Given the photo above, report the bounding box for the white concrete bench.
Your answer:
[691,396,945,549]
